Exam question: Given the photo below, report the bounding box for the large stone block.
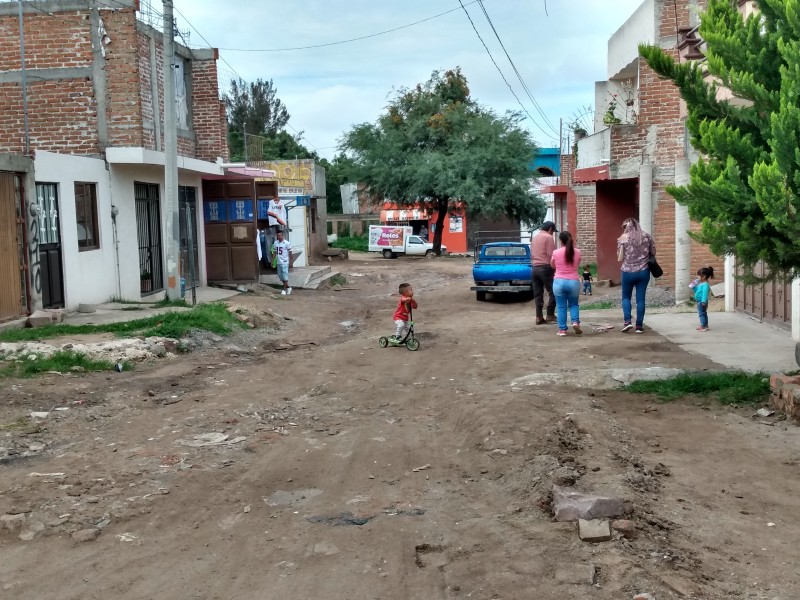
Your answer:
[552,485,626,522]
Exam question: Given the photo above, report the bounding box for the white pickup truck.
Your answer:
[368,225,446,259]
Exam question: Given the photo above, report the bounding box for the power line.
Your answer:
[456,0,554,141]
[172,4,321,153]
[476,0,559,137]
[215,1,486,53]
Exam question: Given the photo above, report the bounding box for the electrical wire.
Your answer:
[215,0,486,53]
[476,1,559,136]
[457,0,554,140]
[172,4,321,152]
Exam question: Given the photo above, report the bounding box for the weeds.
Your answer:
[0,350,132,379]
[626,371,769,405]
[330,274,347,287]
[0,303,245,343]
[0,416,41,434]
[155,297,190,308]
[332,234,368,252]
[581,300,615,310]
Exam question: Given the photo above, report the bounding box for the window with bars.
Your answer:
[74,182,99,251]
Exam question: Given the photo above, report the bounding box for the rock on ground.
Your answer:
[552,485,626,522]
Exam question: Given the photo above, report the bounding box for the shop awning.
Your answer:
[380,208,429,222]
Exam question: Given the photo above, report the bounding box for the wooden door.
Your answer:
[0,173,25,322]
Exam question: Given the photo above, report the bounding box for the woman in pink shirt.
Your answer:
[550,231,582,336]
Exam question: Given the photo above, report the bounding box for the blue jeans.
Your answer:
[621,268,650,327]
[698,302,708,328]
[583,281,592,294]
[553,278,580,331]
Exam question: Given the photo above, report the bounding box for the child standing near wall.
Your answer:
[694,266,714,332]
[582,265,593,296]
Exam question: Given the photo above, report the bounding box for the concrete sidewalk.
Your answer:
[647,312,797,373]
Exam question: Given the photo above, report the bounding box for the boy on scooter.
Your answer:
[391,283,417,344]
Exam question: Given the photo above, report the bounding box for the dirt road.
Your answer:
[2,255,799,599]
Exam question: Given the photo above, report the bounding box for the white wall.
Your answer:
[34,151,117,310]
[109,165,207,301]
[608,0,655,80]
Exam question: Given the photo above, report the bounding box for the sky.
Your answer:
[171,0,645,159]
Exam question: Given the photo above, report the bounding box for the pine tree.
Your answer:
[640,0,800,281]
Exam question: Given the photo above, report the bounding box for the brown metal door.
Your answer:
[0,173,25,322]
[735,261,792,326]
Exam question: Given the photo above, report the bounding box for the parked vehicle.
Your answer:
[470,241,533,301]
[368,225,446,258]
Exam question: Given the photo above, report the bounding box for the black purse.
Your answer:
[648,255,663,278]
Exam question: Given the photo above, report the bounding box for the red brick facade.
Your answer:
[569,0,723,290]
[0,2,227,161]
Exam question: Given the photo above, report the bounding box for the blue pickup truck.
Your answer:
[470,242,533,301]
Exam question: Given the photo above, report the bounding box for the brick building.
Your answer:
[547,0,722,299]
[551,0,797,339]
[0,0,229,316]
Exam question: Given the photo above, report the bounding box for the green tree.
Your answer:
[340,68,545,254]
[640,0,800,281]
[224,78,290,161]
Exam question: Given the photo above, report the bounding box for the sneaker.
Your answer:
[557,329,567,337]
[286,287,292,295]
[280,290,287,296]
[696,326,709,332]
[572,322,582,335]
[635,326,644,334]
[621,322,633,332]
[535,317,546,325]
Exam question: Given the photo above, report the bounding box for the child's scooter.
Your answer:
[379,308,420,351]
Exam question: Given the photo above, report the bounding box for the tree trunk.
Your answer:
[432,198,448,256]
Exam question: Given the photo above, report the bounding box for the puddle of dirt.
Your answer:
[307,511,373,526]
[47,333,117,345]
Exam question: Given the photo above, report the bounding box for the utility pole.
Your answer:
[17,0,30,156]
[162,0,180,300]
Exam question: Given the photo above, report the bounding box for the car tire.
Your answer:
[382,249,393,259]
[476,291,487,302]
[425,250,436,259]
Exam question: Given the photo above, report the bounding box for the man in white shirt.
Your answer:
[272,229,292,295]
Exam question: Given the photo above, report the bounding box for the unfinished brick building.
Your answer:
[0,0,229,314]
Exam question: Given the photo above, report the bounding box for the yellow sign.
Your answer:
[252,160,314,193]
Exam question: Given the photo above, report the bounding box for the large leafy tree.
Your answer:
[340,68,545,254]
[640,0,800,281]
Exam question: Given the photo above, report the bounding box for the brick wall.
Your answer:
[575,190,597,264]
[0,11,100,154]
[105,8,144,148]
[192,58,226,162]
[560,154,575,186]
[0,6,227,161]
[652,186,676,286]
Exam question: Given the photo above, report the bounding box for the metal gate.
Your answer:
[36,183,65,308]
[179,186,199,290]
[735,262,792,326]
[135,182,163,296]
[0,172,29,322]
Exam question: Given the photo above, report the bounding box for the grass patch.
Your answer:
[626,371,769,405]
[120,306,144,311]
[332,234,368,252]
[581,300,615,310]
[155,297,190,308]
[0,416,41,434]
[0,350,131,379]
[330,274,347,287]
[0,303,245,343]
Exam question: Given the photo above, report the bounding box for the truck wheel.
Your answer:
[425,250,436,259]
[382,249,393,259]
[476,291,487,302]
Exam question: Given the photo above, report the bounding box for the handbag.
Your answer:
[648,255,663,278]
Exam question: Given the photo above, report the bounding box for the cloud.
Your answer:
[176,0,645,157]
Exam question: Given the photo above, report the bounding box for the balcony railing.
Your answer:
[576,128,610,170]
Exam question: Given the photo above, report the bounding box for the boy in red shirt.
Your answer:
[392,282,418,341]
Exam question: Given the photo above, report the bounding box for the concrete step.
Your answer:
[260,266,335,289]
